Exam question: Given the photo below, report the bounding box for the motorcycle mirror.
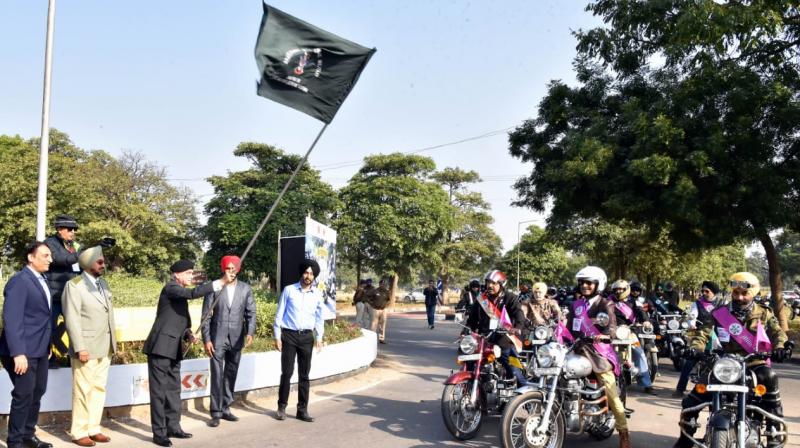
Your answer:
[455,312,464,323]
[595,312,610,327]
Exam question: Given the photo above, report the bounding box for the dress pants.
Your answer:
[597,370,628,432]
[209,341,242,417]
[147,355,182,438]
[71,356,111,439]
[278,330,314,412]
[1,355,49,445]
[355,302,368,328]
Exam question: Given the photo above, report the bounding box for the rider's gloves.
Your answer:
[772,348,787,363]
[683,347,700,360]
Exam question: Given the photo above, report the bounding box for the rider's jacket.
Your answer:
[521,298,562,328]
[690,302,787,364]
[465,290,525,349]
[565,295,617,373]
[611,297,648,325]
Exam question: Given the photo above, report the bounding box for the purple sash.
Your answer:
[615,301,636,324]
[698,298,714,312]
[572,299,620,375]
[712,307,761,355]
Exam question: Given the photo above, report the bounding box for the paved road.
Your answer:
[36,314,800,447]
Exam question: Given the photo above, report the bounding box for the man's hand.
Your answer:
[78,350,90,363]
[204,341,215,357]
[683,347,700,360]
[13,355,28,375]
[772,348,787,363]
[315,341,323,352]
[275,339,282,352]
[245,335,253,348]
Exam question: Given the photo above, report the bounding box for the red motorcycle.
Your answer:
[441,318,521,440]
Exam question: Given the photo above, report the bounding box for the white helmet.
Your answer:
[575,266,607,292]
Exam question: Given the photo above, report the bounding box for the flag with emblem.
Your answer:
[254,3,376,123]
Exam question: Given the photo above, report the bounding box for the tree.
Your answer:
[0,130,200,276]
[202,142,339,283]
[431,168,501,293]
[499,225,570,288]
[335,153,454,305]
[509,1,800,328]
[776,230,800,285]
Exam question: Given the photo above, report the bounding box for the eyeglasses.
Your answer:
[729,280,753,289]
[96,259,105,265]
[578,279,594,285]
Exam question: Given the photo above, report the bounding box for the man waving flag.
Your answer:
[254,3,376,123]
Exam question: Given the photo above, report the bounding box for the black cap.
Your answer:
[298,259,321,277]
[701,280,720,295]
[170,259,194,273]
[54,215,79,229]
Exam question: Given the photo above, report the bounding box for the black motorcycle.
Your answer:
[657,311,689,371]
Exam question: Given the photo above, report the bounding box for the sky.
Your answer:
[0,1,602,252]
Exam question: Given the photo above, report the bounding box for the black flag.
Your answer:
[254,3,376,123]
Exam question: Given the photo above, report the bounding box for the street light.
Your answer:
[516,218,544,291]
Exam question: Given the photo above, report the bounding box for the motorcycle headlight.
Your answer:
[713,358,744,384]
[668,319,680,331]
[642,321,654,334]
[595,312,610,327]
[459,335,478,355]
[537,342,562,368]
[681,321,689,329]
[615,325,631,340]
[534,326,549,341]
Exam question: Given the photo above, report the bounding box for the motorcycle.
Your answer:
[680,351,788,448]
[633,320,660,384]
[498,337,618,448]
[610,322,637,406]
[441,314,523,440]
[658,311,690,371]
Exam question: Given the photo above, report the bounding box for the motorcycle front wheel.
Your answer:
[648,351,659,383]
[441,382,483,440]
[708,427,735,448]
[499,391,564,448]
[672,354,685,372]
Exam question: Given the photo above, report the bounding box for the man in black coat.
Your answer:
[43,215,81,366]
[143,260,228,447]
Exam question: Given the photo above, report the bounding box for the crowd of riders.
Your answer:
[453,266,792,448]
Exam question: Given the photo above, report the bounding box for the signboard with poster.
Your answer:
[305,217,337,320]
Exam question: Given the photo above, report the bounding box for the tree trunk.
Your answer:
[356,254,362,283]
[758,230,787,330]
[388,273,399,311]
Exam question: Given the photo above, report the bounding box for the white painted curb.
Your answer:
[0,329,377,413]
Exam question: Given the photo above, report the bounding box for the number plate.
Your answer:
[638,334,656,339]
[706,384,749,393]
[527,339,546,345]
[666,330,684,334]
[457,354,481,362]
[612,340,633,345]
[533,367,561,376]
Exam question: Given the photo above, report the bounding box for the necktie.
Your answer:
[96,281,108,305]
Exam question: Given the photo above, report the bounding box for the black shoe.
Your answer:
[23,436,53,448]
[152,437,171,447]
[296,411,314,422]
[221,412,239,422]
[672,435,694,448]
[379,339,386,344]
[644,387,657,395]
[166,431,192,439]
[275,407,286,420]
[208,417,220,427]
[672,390,685,398]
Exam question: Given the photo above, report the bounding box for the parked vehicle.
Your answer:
[680,351,788,448]
[657,312,690,371]
[784,291,800,320]
[403,290,425,303]
[633,321,659,384]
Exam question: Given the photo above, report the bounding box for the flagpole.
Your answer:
[189,122,329,349]
[36,0,57,241]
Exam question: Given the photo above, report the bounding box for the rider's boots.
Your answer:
[673,420,696,448]
[619,430,631,448]
[763,395,784,448]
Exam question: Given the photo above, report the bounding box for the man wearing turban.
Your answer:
[201,256,256,428]
[62,246,116,446]
[273,259,325,423]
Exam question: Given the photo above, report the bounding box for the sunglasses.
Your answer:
[729,280,753,289]
[701,289,712,294]
[578,279,594,285]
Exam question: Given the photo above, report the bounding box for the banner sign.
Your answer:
[305,217,337,319]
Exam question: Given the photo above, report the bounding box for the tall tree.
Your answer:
[431,168,501,293]
[509,1,800,328]
[335,153,454,305]
[202,143,339,282]
[499,224,570,288]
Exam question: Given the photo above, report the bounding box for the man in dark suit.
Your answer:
[202,255,256,427]
[0,242,55,448]
[143,260,228,447]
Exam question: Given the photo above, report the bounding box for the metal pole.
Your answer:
[516,218,544,291]
[276,229,282,293]
[36,0,57,241]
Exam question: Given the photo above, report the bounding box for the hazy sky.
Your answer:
[1,1,601,251]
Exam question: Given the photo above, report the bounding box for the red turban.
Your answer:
[221,255,242,273]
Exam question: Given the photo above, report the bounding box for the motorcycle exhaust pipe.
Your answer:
[581,406,609,416]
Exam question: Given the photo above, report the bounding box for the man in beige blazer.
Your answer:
[62,246,117,447]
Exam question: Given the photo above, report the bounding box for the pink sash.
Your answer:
[698,298,714,312]
[615,301,636,323]
[712,306,768,355]
[572,299,620,375]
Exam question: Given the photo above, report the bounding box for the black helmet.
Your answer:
[547,287,557,297]
[630,281,643,292]
[469,278,481,289]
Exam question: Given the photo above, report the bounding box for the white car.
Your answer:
[402,290,425,303]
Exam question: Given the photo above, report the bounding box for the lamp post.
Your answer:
[516,218,543,291]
